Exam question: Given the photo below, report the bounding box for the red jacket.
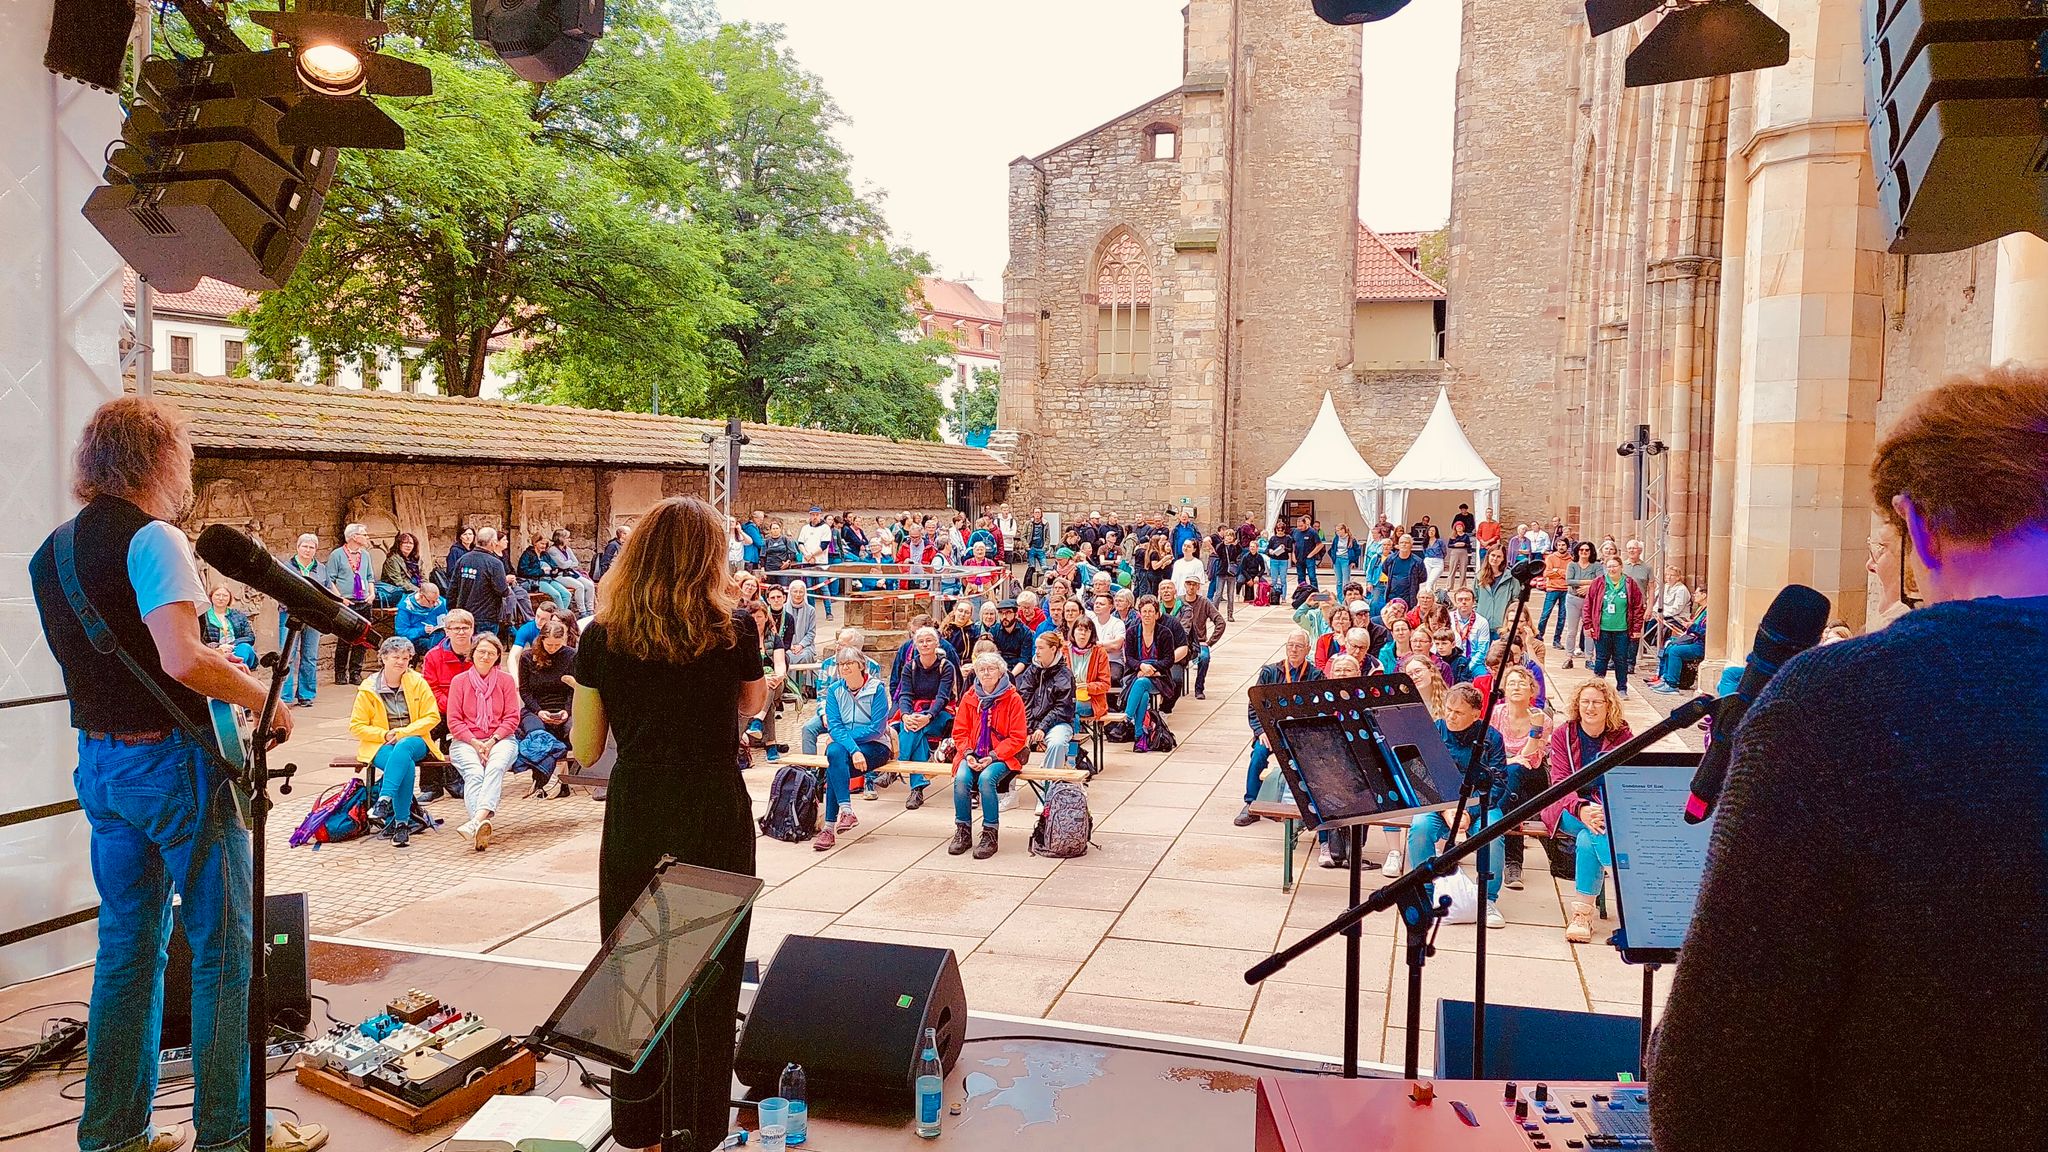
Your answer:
[421,641,473,712]
[1580,573,1645,638]
[951,685,1028,772]
[1541,720,1636,833]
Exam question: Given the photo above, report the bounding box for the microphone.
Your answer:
[1683,584,1831,823]
[1510,556,1549,583]
[196,524,376,648]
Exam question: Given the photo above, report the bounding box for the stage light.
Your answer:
[248,0,430,149]
[1311,0,1414,24]
[297,43,365,94]
[473,0,605,83]
[1585,0,1660,38]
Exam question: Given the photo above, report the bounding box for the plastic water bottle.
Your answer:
[915,1027,943,1138]
[779,1063,808,1146]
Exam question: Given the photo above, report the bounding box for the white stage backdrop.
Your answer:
[0,0,128,984]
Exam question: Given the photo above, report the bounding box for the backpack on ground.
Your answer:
[759,763,820,843]
[1290,580,1314,609]
[1072,741,1095,777]
[291,779,368,849]
[1254,578,1272,606]
[1141,707,1178,754]
[1028,781,1094,858]
[1102,715,1135,743]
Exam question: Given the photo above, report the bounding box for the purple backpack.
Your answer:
[291,779,368,849]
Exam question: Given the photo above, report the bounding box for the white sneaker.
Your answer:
[456,818,478,842]
[998,786,1024,812]
[1485,901,1506,929]
[1381,847,1402,877]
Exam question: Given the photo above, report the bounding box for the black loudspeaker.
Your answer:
[44,0,136,92]
[162,892,312,1049]
[734,935,965,1106]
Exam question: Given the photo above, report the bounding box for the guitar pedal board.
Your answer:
[361,1026,516,1107]
[298,991,518,1111]
[1505,1082,1654,1150]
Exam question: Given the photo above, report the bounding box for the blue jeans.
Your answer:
[953,758,1015,827]
[800,710,828,755]
[1036,723,1077,774]
[1660,636,1704,686]
[230,642,257,673]
[1295,557,1317,591]
[1593,629,1633,692]
[1559,809,1614,898]
[893,712,952,791]
[1537,590,1568,642]
[278,610,321,704]
[1124,675,1158,742]
[529,578,570,612]
[1266,556,1287,600]
[1244,738,1270,804]
[1333,559,1351,596]
[75,731,251,1152]
[1409,801,1508,902]
[823,739,890,824]
[1027,547,1046,571]
[1192,645,1212,694]
[371,736,431,827]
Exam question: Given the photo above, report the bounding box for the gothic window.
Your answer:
[1095,230,1154,378]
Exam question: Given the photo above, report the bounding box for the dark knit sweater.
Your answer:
[1648,596,2048,1151]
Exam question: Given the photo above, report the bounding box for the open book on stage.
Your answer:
[450,1094,609,1152]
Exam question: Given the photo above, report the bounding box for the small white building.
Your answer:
[915,277,1003,442]
[122,270,518,397]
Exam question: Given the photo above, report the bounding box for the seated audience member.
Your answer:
[447,632,520,851]
[1492,664,1552,891]
[1543,680,1634,943]
[1426,629,1465,685]
[349,636,440,847]
[395,581,448,655]
[1014,589,1050,634]
[948,652,1027,860]
[1175,575,1226,699]
[1088,588,1127,684]
[513,599,562,650]
[1015,631,1078,775]
[991,599,1034,675]
[546,528,597,614]
[518,618,577,795]
[1650,589,1709,693]
[798,628,874,756]
[1123,595,1189,741]
[815,642,892,852]
[379,531,425,606]
[1408,683,1512,929]
[735,571,762,609]
[517,533,571,613]
[444,525,476,587]
[1235,629,1322,828]
[421,610,478,800]
[200,585,257,671]
[1341,627,1381,674]
[1311,605,1357,671]
[744,600,788,761]
[765,582,817,667]
[891,626,958,811]
[1377,618,1414,676]
[1066,615,1113,728]
[937,600,976,657]
[1653,564,1691,635]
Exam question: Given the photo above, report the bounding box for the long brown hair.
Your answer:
[595,496,736,664]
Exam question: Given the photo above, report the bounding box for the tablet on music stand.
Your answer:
[531,859,762,1073]
[1270,709,1460,831]
[1598,756,1712,965]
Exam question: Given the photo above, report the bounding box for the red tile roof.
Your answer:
[1355,224,1446,303]
[917,278,1002,324]
[122,268,257,320]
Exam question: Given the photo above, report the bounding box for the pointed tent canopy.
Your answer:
[1264,393,1383,532]
[1382,387,1502,525]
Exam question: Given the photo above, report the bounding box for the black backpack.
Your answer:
[1290,580,1315,609]
[1102,716,1135,743]
[1141,707,1178,753]
[758,763,820,842]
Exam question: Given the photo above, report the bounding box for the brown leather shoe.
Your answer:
[973,825,999,860]
[947,822,973,855]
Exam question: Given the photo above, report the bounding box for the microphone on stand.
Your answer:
[1683,583,1831,823]
[196,524,377,647]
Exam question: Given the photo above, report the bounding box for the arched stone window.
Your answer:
[1093,229,1153,378]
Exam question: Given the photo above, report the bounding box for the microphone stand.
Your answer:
[1429,565,1538,1077]
[249,624,303,1147]
[1245,692,1717,1079]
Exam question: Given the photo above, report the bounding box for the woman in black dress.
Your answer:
[571,496,766,1152]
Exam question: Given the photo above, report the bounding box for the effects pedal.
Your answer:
[159,1038,304,1083]
[386,988,442,1024]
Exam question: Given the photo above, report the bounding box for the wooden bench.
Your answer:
[331,750,601,805]
[768,750,1088,786]
[1246,796,1590,904]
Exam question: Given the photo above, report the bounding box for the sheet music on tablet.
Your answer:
[1601,765,1718,953]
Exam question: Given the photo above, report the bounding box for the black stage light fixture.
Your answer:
[245,0,432,149]
[1586,0,1660,38]
[474,0,605,83]
[1622,1,1790,88]
[45,0,137,91]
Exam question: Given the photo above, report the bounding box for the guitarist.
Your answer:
[30,397,323,1152]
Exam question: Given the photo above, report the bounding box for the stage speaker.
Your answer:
[1435,1000,1644,1083]
[162,891,312,1049]
[45,0,136,91]
[735,935,965,1105]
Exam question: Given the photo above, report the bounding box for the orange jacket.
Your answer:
[1071,644,1112,705]
[951,685,1029,772]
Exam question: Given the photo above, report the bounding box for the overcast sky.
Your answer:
[713,1,1460,300]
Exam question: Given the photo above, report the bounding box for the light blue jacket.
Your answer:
[822,668,890,753]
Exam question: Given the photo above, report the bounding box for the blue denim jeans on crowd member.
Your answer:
[1559,808,1615,898]
[1295,557,1318,593]
[1660,636,1704,686]
[75,730,251,1152]
[1593,629,1634,693]
[1124,674,1159,745]
[1267,556,1288,602]
[1027,547,1046,573]
[1537,590,1568,643]
[893,712,952,792]
[372,736,432,827]
[1333,559,1351,597]
[823,739,890,825]
[800,710,828,755]
[953,758,1015,827]
[278,610,321,705]
[1035,723,1077,774]
[1244,737,1271,805]
[1408,800,1509,902]
[230,642,258,674]
[530,579,570,613]
[1192,645,1212,695]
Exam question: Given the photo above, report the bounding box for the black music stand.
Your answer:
[248,624,304,1146]
[1250,673,1463,1078]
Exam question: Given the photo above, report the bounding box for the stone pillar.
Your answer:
[1990,234,2048,365]
[1169,0,1231,517]
[1727,0,1886,642]
[1000,158,1047,435]
[1706,74,1754,663]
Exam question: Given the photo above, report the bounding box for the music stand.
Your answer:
[1593,753,1711,1068]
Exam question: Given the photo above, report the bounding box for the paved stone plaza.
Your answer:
[264,605,1692,1071]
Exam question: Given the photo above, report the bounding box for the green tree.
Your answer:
[947,367,1001,443]
[1415,221,1450,286]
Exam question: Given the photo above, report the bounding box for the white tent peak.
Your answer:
[1386,387,1499,488]
[1264,393,1381,531]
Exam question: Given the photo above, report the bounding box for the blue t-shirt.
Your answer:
[1292,528,1320,560]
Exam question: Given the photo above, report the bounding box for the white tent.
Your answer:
[1264,393,1382,531]
[1382,387,1502,527]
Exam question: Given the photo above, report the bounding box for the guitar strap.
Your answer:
[53,519,248,782]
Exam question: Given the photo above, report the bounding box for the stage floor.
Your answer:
[0,938,1331,1151]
